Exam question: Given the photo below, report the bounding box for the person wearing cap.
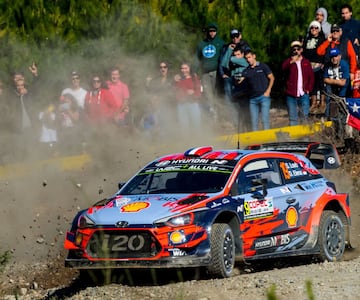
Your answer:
[315,7,332,38]
[302,20,326,114]
[195,22,225,122]
[219,28,250,103]
[282,41,314,126]
[317,23,357,82]
[61,71,87,111]
[340,4,360,56]
[323,48,350,116]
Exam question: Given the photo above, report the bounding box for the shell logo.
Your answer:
[286,207,298,228]
[121,202,150,212]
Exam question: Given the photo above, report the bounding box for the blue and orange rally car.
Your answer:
[64,143,351,278]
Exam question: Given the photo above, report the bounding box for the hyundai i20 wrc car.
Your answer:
[64,144,351,278]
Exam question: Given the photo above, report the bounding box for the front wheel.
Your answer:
[317,211,345,262]
[207,223,235,278]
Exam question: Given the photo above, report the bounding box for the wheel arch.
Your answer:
[213,211,242,257]
[320,199,351,247]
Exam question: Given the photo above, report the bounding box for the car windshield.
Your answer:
[120,170,231,195]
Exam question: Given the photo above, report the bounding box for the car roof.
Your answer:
[152,146,294,165]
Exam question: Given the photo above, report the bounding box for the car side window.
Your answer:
[235,159,282,195]
[278,158,318,184]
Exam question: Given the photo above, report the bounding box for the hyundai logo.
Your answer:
[116,221,129,228]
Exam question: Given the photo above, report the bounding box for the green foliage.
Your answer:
[0,0,358,106]
[266,284,277,300]
[0,250,11,273]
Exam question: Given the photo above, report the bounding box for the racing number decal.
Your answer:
[102,234,145,251]
[244,202,251,216]
[280,161,291,180]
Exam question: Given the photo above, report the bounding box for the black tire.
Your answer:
[207,223,235,278]
[317,211,345,262]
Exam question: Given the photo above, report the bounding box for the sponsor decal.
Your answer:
[286,206,298,228]
[121,201,150,212]
[115,197,131,207]
[327,156,336,165]
[302,181,324,190]
[254,234,291,250]
[244,197,274,220]
[168,248,187,256]
[208,198,231,209]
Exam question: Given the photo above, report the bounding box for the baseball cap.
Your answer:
[331,24,341,32]
[290,40,302,48]
[329,48,340,57]
[230,29,240,38]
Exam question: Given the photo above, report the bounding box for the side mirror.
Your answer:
[118,182,125,190]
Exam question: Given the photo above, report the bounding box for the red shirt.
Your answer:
[106,80,130,120]
[174,75,202,102]
[84,88,117,123]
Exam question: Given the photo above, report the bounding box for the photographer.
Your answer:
[282,40,314,126]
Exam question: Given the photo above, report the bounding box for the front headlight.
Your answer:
[164,213,194,227]
[78,214,95,229]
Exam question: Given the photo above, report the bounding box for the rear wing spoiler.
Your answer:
[245,142,341,169]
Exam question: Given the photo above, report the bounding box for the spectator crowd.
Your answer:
[1,4,360,161]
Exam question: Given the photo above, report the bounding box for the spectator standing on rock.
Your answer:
[239,49,275,131]
[317,23,357,82]
[106,67,131,126]
[315,7,332,38]
[219,28,250,105]
[61,71,87,111]
[323,48,350,116]
[84,75,117,125]
[340,4,360,57]
[195,22,225,122]
[302,21,326,114]
[174,62,202,132]
[282,41,314,126]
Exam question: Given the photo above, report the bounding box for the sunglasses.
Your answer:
[231,34,240,38]
[310,26,319,30]
[208,29,217,32]
[292,46,301,50]
[331,29,340,33]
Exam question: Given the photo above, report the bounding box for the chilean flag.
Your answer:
[346,98,360,131]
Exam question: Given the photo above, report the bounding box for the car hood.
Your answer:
[84,193,213,226]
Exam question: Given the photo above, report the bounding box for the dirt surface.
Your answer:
[1,116,360,300]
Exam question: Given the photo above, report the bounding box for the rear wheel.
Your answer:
[318,211,345,261]
[207,223,235,278]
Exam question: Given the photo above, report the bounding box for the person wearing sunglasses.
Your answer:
[282,41,314,126]
[196,22,225,123]
[302,20,326,114]
[317,23,357,83]
[61,71,87,111]
[146,61,172,96]
[84,75,117,124]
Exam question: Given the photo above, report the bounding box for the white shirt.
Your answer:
[61,87,87,109]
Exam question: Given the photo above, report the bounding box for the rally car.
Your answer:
[64,144,351,278]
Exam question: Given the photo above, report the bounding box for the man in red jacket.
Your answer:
[317,23,357,81]
[282,41,315,126]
